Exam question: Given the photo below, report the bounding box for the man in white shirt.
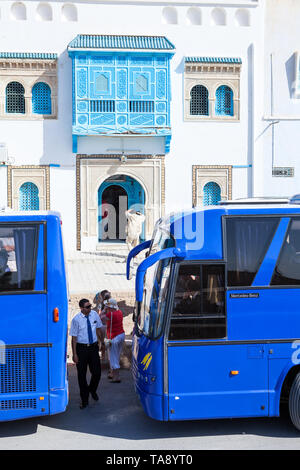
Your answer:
[70,298,105,409]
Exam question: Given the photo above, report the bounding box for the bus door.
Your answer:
[167,262,268,420]
[0,221,49,419]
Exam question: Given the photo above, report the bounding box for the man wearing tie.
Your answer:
[70,298,105,408]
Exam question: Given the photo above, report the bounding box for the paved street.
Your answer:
[0,364,300,450]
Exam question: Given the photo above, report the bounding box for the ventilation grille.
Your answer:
[0,347,36,393]
[129,101,154,113]
[90,100,115,113]
[0,399,37,410]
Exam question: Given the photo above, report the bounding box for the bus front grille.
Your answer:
[0,399,37,410]
[0,347,36,394]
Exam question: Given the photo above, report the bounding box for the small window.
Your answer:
[6,82,25,114]
[0,225,39,292]
[271,218,300,286]
[215,85,233,116]
[169,263,226,340]
[32,82,51,115]
[19,182,39,211]
[203,181,221,205]
[135,74,148,94]
[190,85,209,116]
[226,217,279,287]
[95,74,109,93]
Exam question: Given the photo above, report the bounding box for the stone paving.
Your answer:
[66,248,138,363]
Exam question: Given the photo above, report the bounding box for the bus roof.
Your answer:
[0,210,61,219]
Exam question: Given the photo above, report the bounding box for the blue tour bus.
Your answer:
[127,197,300,430]
[0,210,68,421]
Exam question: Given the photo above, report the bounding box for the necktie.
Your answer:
[86,315,93,345]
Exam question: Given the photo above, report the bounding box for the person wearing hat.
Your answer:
[103,298,125,383]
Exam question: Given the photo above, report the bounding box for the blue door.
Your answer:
[98,175,145,242]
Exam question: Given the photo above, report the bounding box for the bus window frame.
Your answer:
[221,213,300,290]
[0,221,47,296]
[166,260,228,342]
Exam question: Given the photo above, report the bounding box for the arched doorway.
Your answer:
[98,175,145,242]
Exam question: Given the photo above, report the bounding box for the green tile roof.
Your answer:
[0,52,57,60]
[68,35,175,51]
[185,56,242,64]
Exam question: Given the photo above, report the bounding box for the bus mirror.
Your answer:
[126,240,151,280]
[135,246,183,302]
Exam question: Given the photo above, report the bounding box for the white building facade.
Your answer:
[0,0,297,252]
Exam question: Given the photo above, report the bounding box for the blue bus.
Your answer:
[0,211,68,421]
[127,197,300,430]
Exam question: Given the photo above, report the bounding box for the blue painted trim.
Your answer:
[68,35,175,51]
[185,56,242,64]
[252,217,290,287]
[49,164,60,167]
[0,52,57,60]
[72,135,78,154]
[232,165,252,168]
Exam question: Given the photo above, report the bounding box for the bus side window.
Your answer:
[226,216,279,287]
[0,224,39,292]
[169,264,226,341]
[271,218,300,285]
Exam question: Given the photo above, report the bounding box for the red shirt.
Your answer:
[106,309,124,339]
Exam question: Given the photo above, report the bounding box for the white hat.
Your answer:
[107,298,118,309]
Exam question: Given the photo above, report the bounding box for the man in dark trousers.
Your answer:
[70,298,105,408]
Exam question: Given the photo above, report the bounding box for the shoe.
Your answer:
[110,380,121,383]
[90,391,99,401]
[80,402,88,409]
[107,374,113,380]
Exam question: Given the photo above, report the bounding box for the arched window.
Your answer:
[36,2,53,21]
[6,82,25,114]
[203,182,221,206]
[211,7,226,26]
[19,182,39,211]
[96,74,109,93]
[61,3,77,22]
[190,85,209,116]
[186,7,202,25]
[162,7,178,25]
[215,85,233,116]
[32,82,51,114]
[235,9,250,27]
[11,2,26,20]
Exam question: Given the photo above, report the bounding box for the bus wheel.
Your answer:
[289,373,300,431]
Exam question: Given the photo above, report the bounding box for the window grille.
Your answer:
[6,82,25,114]
[129,101,154,113]
[32,82,51,115]
[203,181,221,206]
[215,85,233,116]
[190,85,209,115]
[90,100,115,112]
[19,182,39,211]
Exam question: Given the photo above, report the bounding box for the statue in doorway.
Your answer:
[125,209,145,253]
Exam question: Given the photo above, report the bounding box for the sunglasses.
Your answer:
[83,304,92,309]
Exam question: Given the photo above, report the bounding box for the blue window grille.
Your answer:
[215,85,233,116]
[19,182,39,211]
[6,82,25,114]
[203,182,221,206]
[32,82,51,115]
[190,85,209,115]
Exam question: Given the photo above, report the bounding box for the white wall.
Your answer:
[0,0,263,246]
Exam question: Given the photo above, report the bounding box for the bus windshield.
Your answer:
[137,225,175,338]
